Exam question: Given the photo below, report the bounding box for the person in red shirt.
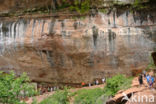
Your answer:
[81,82,85,87]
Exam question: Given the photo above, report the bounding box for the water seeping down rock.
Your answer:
[0,0,156,86]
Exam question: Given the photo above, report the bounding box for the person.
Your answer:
[143,70,146,77]
[138,74,143,86]
[146,74,151,87]
[102,78,105,84]
[88,83,91,87]
[50,87,53,92]
[96,79,99,85]
[81,82,85,87]
[150,76,155,88]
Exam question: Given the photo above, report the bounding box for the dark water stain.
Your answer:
[49,19,55,34]
[92,26,98,47]
[113,11,116,27]
[61,30,66,36]
[73,22,78,30]
[108,29,116,53]
[61,20,64,28]
[41,20,45,34]
[42,50,54,67]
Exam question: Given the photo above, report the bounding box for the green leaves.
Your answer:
[69,0,90,14]
[0,71,37,104]
[40,87,69,104]
[104,75,133,96]
[74,88,104,104]
[146,55,156,71]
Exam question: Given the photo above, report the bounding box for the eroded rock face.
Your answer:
[0,9,156,85]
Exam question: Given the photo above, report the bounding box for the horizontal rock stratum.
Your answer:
[0,3,156,85]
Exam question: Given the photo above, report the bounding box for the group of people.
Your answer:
[37,85,60,95]
[138,71,155,88]
[81,78,106,87]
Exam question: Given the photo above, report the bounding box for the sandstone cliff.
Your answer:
[0,0,155,86]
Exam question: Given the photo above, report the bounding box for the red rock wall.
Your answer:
[0,7,156,85]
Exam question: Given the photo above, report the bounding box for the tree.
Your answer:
[0,71,37,104]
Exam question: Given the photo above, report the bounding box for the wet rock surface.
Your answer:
[0,9,156,84]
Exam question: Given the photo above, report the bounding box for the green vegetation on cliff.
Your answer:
[1,0,155,17]
[0,0,154,17]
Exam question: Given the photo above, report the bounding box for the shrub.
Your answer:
[74,88,104,104]
[146,56,156,71]
[0,71,37,104]
[104,75,132,96]
[63,0,91,14]
[40,87,69,104]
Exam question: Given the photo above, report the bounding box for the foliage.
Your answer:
[40,74,132,104]
[95,94,109,104]
[133,0,141,7]
[103,75,132,96]
[0,71,37,104]
[98,9,107,13]
[40,87,69,104]
[63,0,90,14]
[132,0,148,10]
[74,88,104,104]
[146,55,156,71]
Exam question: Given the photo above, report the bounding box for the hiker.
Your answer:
[38,85,42,95]
[150,76,155,88]
[54,86,57,91]
[81,82,85,87]
[88,83,91,87]
[95,79,99,85]
[102,78,105,84]
[138,74,143,86]
[48,86,51,92]
[146,74,151,87]
[50,87,53,92]
[143,70,146,77]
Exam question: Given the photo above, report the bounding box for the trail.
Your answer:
[111,76,156,104]
[26,84,105,104]
[27,72,156,104]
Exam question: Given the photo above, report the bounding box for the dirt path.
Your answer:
[27,72,156,104]
[125,77,156,104]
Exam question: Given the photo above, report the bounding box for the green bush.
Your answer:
[74,88,104,104]
[63,0,90,14]
[0,71,37,104]
[40,87,69,104]
[104,75,132,96]
[146,56,156,71]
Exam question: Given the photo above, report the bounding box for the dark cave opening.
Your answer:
[152,52,156,66]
